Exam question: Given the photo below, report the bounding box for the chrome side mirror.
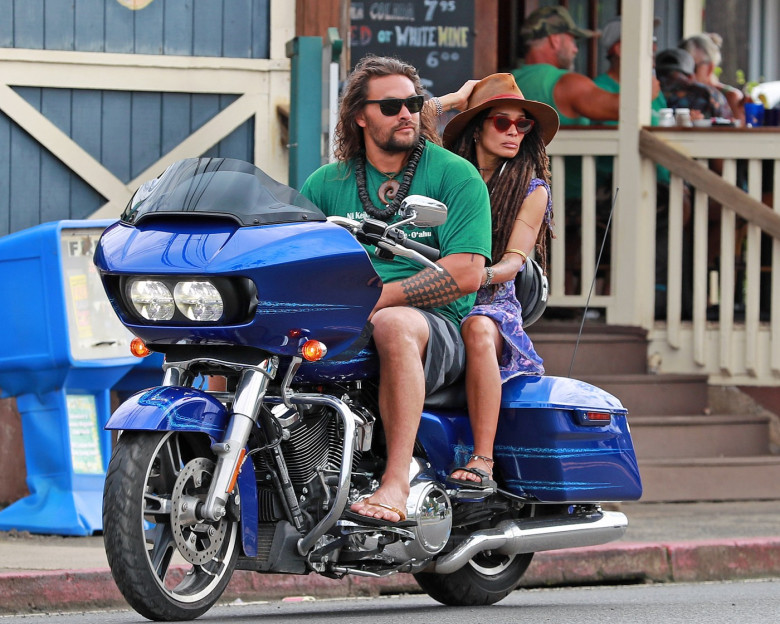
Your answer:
[400,195,447,228]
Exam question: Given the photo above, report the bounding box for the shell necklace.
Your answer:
[354,136,426,221]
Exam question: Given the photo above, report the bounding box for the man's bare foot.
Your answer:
[350,484,408,522]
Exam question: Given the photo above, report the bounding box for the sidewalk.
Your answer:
[1,501,780,614]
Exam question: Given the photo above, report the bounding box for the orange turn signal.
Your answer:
[130,337,151,358]
[301,340,327,362]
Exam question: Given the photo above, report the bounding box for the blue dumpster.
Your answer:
[0,220,137,535]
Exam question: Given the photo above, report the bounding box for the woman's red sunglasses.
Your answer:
[486,115,535,134]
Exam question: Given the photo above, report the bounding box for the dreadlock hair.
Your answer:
[449,108,553,274]
[333,55,440,163]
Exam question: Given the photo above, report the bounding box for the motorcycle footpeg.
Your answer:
[340,509,418,529]
[447,486,494,502]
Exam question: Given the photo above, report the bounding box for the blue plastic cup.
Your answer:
[744,102,765,127]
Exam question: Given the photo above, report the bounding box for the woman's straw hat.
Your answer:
[442,73,560,148]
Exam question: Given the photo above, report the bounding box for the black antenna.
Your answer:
[567,188,619,378]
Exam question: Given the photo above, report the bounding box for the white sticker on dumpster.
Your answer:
[66,394,104,474]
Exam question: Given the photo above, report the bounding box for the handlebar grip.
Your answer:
[401,237,440,262]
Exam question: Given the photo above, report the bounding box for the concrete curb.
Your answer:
[520,538,780,586]
[2,539,780,614]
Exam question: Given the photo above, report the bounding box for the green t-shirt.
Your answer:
[301,140,492,325]
[512,63,591,126]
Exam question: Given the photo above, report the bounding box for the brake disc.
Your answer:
[170,457,229,565]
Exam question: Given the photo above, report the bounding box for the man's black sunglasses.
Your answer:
[364,95,425,116]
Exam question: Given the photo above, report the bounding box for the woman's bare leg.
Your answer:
[451,314,503,483]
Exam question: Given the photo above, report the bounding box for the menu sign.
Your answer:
[350,1,474,96]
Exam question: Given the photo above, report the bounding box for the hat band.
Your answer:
[476,93,526,107]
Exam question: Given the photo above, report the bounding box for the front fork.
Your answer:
[161,355,367,557]
[163,357,279,523]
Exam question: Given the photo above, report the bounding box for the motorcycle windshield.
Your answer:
[121,158,326,226]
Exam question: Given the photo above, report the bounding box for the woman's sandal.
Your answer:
[446,454,497,492]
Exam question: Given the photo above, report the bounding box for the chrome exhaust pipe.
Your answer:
[433,510,628,574]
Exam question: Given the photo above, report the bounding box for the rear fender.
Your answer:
[106,386,259,556]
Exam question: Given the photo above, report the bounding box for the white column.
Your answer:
[609,0,657,327]
[682,0,705,39]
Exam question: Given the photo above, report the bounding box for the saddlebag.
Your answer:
[419,375,642,503]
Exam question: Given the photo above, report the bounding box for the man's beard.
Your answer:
[372,122,420,152]
[556,48,576,71]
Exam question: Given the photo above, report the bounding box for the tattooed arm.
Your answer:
[370,252,485,317]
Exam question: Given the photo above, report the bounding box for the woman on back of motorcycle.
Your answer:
[441,73,560,490]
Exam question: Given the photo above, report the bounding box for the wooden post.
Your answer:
[609,0,657,327]
[474,0,499,77]
[682,0,705,39]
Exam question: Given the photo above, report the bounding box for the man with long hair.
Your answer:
[301,56,491,523]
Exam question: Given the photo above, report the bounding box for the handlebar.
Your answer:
[327,215,443,272]
[396,235,440,262]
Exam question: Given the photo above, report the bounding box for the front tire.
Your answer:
[103,431,240,621]
[414,550,533,606]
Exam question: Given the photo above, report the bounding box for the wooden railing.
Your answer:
[546,126,780,386]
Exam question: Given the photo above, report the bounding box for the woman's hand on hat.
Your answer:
[443,79,480,113]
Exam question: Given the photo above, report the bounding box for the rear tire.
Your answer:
[103,431,240,621]
[414,551,533,606]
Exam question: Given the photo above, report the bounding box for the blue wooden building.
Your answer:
[0,0,292,236]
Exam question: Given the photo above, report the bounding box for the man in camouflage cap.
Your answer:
[512,4,618,212]
[512,5,613,127]
[520,5,597,45]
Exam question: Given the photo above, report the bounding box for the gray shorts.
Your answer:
[417,309,466,395]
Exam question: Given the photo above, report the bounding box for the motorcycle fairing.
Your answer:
[293,346,380,383]
[417,376,642,503]
[95,217,380,361]
[106,386,259,556]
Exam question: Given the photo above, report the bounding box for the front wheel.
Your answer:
[103,431,240,621]
[414,550,534,606]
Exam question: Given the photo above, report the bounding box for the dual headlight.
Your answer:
[128,279,224,322]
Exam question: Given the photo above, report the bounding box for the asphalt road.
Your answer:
[2,579,779,624]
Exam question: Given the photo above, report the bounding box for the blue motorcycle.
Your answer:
[95,157,641,621]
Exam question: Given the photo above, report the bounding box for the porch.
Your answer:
[540,124,780,500]
[547,125,780,388]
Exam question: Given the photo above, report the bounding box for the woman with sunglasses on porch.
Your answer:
[440,73,560,491]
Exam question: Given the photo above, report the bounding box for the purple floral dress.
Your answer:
[462,178,552,382]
